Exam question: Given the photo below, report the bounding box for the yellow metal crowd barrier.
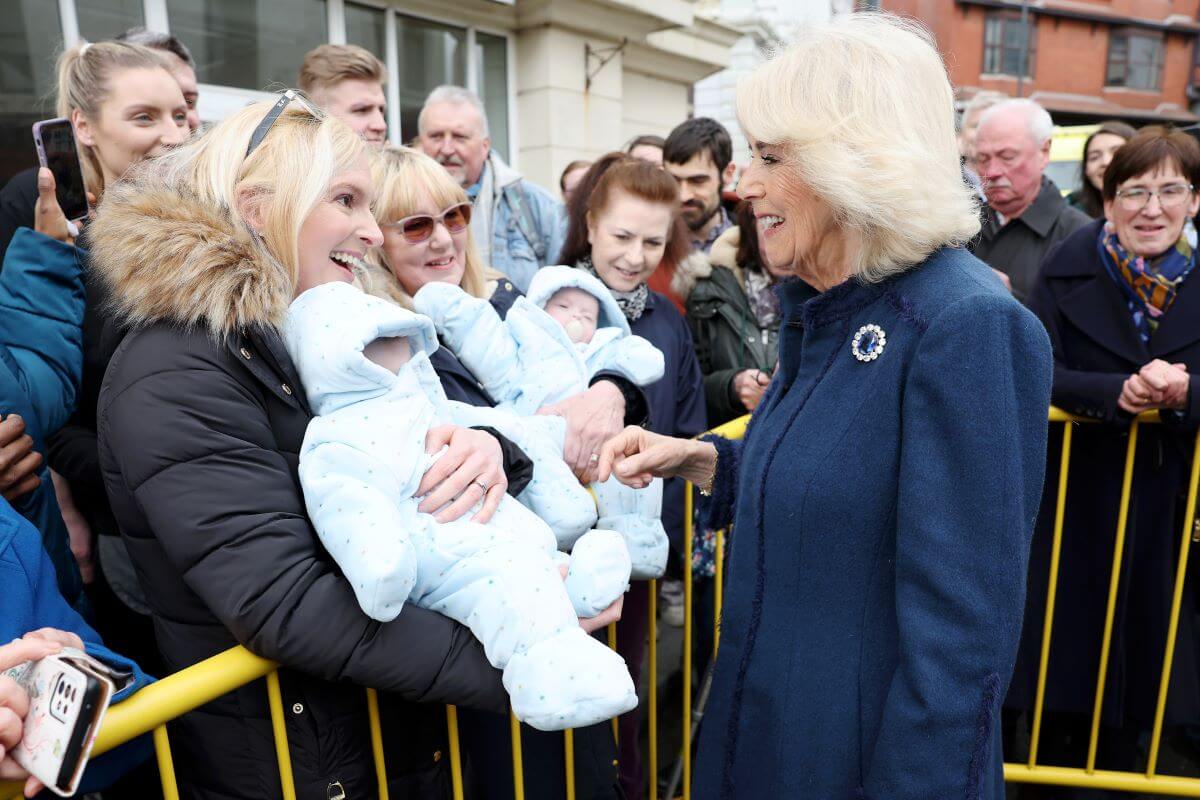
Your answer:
[3,409,1198,799]
[1004,408,1200,797]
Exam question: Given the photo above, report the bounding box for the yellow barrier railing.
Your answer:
[1004,408,1200,796]
[4,408,1197,799]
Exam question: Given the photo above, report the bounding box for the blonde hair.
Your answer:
[736,13,979,282]
[298,44,386,98]
[55,40,171,198]
[366,145,488,307]
[151,96,371,291]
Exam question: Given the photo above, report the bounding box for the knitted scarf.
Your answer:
[1097,222,1195,342]
[577,255,648,322]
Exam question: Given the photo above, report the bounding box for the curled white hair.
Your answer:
[736,12,980,282]
[418,85,490,137]
[977,98,1053,147]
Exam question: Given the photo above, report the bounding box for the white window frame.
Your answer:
[54,0,514,162]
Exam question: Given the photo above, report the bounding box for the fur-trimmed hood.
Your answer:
[670,250,714,304]
[87,160,295,340]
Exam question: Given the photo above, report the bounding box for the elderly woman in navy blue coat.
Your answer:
[1008,127,1200,778]
[598,14,1053,800]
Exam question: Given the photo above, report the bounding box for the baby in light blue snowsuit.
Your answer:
[283,282,637,731]
[414,266,670,578]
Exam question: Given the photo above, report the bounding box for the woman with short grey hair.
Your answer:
[599,13,1053,798]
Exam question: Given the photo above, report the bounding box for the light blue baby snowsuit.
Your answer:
[413,266,670,578]
[283,282,637,731]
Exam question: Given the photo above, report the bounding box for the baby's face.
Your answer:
[363,336,412,374]
[543,287,600,344]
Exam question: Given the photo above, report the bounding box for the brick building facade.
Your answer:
[879,0,1200,124]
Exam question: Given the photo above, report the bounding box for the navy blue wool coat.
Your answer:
[695,247,1053,799]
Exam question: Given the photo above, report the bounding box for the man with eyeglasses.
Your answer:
[968,98,1090,304]
[417,85,565,293]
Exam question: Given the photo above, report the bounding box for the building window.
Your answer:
[1106,29,1164,91]
[475,32,509,163]
[165,0,327,90]
[345,2,385,63]
[983,11,1035,77]
[76,0,142,42]
[396,15,466,142]
[0,1,63,180]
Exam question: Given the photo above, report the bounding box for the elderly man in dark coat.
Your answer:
[969,98,1090,304]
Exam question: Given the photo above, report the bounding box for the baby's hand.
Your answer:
[557,563,623,632]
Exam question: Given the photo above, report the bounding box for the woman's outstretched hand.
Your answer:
[596,427,718,489]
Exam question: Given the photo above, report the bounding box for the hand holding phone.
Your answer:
[32,118,91,225]
[34,170,79,245]
[3,644,119,797]
[0,638,67,798]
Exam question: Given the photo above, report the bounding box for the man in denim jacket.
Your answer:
[417,85,566,292]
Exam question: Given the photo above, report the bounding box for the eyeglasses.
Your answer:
[385,203,472,243]
[1114,183,1195,212]
[246,89,319,157]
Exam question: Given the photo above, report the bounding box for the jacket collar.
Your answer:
[781,274,883,329]
[227,325,311,415]
[986,177,1066,239]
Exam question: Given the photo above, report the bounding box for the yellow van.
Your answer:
[1045,124,1097,196]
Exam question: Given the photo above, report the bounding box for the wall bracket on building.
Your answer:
[585,38,628,92]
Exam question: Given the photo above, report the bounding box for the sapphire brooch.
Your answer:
[851,324,886,362]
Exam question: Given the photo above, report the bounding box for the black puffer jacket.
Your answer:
[91,163,508,800]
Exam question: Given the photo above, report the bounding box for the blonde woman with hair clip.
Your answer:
[599,13,1053,798]
[88,94,521,799]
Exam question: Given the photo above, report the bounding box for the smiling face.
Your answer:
[543,286,600,343]
[418,101,490,188]
[72,65,189,187]
[315,78,388,147]
[1104,163,1200,259]
[739,142,841,289]
[295,158,384,296]
[381,188,470,295]
[1085,132,1128,192]
[586,189,673,293]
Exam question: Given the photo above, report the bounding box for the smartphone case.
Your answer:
[3,648,123,797]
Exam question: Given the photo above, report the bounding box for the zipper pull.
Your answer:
[327,781,347,800]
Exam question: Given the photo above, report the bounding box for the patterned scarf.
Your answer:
[1097,222,1195,342]
[577,255,648,322]
[743,268,780,329]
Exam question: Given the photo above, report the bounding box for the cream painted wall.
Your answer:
[621,71,692,144]
[515,25,627,192]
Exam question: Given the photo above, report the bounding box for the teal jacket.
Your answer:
[0,227,86,608]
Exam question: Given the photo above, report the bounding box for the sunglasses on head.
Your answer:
[246,89,320,157]
[386,203,472,243]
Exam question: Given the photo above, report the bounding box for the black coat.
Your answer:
[98,322,509,799]
[88,164,510,800]
[1008,219,1200,726]
[969,177,1091,304]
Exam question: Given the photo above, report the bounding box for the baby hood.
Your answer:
[283,282,440,416]
[526,265,630,336]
